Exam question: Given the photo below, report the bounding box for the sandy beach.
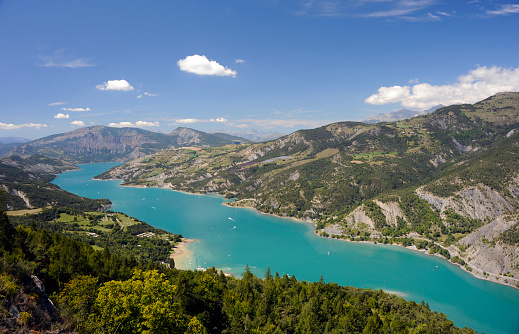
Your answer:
[170,238,197,269]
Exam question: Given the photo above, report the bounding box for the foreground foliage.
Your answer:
[0,209,476,333]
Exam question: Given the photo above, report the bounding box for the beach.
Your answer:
[170,238,197,269]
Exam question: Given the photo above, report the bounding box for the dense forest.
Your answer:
[0,209,477,333]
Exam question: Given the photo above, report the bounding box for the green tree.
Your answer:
[56,275,99,331]
[90,269,187,333]
[185,316,208,334]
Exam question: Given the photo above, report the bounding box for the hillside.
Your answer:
[6,125,249,163]
[98,92,519,287]
[0,154,109,211]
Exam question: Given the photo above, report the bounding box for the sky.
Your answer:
[0,0,518,139]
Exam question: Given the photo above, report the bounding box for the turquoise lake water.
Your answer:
[53,163,519,334]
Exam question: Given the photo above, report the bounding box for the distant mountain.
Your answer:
[99,92,519,287]
[6,126,249,163]
[0,136,31,144]
[0,142,18,158]
[168,127,249,146]
[363,105,443,124]
[210,129,285,142]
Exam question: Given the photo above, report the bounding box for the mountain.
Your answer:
[0,154,109,211]
[98,92,519,287]
[210,129,285,142]
[168,127,249,146]
[363,105,443,124]
[6,126,249,163]
[0,136,31,144]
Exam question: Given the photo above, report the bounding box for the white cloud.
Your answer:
[108,121,160,128]
[211,117,227,123]
[71,120,85,126]
[136,92,159,98]
[48,101,67,106]
[54,113,70,119]
[135,121,160,127]
[234,59,245,64]
[39,49,95,68]
[96,80,134,91]
[365,65,519,109]
[487,4,519,16]
[177,55,237,77]
[0,122,47,130]
[61,107,91,112]
[174,118,198,124]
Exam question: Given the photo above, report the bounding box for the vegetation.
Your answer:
[0,210,477,333]
[0,156,109,211]
[9,207,182,264]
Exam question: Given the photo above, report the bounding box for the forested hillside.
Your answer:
[0,210,476,333]
[0,155,108,211]
[97,92,519,287]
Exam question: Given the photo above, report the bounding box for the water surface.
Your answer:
[53,163,519,334]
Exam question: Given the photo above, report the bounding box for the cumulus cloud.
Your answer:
[61,107,91,112]
[71,120,85,126]
[39,49,95,68]
[96,80,134,91]
[487,4,519,16]
[0,122,47,130]
[108,121,160,128]
[365,65,519,109]
[54,113,70,119]
[136,92,159,98]
[177,55,237,77]
[211,118,227,123]
[234,59,245,64]
[48,101,67,106]
[174,118,198,124]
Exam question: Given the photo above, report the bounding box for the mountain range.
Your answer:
[362,105,444,124]
[97,92,519,288]
[4,126,250,163]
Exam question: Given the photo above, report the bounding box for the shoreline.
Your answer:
[170,238,197,269]
[224,200,519,290]
[313,231,519,290]
[96,178,519,290]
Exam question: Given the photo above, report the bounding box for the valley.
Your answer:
[2,93,519,333]
[97,92,519,288]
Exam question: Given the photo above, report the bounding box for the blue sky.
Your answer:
[1,0,518,139]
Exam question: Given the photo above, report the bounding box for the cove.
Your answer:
[53,163,519,334]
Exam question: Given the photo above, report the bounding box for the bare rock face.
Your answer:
[458,215,519,280]
[416,181,519,285]
[344,205,376,229]
[416,184,514,221]
[374,200,404,227]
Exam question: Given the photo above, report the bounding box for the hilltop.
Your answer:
[97,92,519,287]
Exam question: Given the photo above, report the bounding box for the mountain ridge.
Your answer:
[5,125,249,163]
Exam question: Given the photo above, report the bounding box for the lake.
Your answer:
[53,162,519,334]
